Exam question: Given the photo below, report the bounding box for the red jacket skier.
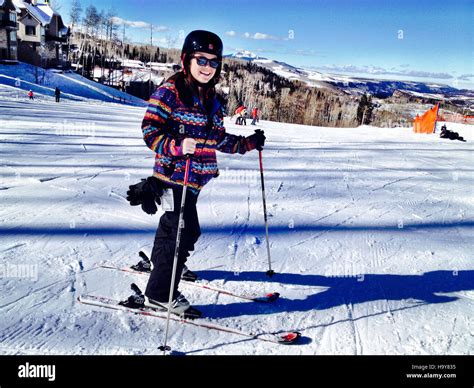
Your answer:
[251,107,259,125]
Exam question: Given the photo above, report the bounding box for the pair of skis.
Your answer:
[78,252,301,345]
[98,265,280,304]
[78,293,300,345]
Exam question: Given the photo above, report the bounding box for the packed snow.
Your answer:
[0,85,473,355]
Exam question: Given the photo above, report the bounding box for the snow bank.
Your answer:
[0,62,146,106]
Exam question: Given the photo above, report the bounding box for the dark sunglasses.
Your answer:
[192,56,220,69]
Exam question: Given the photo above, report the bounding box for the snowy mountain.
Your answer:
[1,83,473,355]
[228,54,473,104]
[225,50,265,61]
[317,75,472,100]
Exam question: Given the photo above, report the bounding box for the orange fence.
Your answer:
[413,103,439,134]
[438,112,474,125]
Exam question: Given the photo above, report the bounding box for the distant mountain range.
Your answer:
[225,51,474,108]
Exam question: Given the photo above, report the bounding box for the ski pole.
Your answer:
[256,137,275,277]
[159,155,191,354]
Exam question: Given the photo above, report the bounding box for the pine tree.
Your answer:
[364,94,374,124]
[356,94,374,125]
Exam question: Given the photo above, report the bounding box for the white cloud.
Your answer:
[314,64,455,80]
[111,16,168,30]
[226,30,236,37]
[242,32,280,40]
[153,25,170,32]
[253,32,279,40]
[293,49,319,56]
[253,48,276,53]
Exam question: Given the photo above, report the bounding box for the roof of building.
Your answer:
[12,0,65,28]
[26,3,51,25]
[1,0,21,12]
[12,0,26,10]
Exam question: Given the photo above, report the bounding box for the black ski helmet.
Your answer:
[181,30,223,81]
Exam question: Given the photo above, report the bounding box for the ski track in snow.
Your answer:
[1,87,474,354]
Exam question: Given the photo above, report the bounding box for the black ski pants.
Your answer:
[145,184,201,302]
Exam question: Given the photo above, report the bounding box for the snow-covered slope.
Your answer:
[0,90,473,355]
[0,62,146,106]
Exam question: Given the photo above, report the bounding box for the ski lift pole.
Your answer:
[256,139,275,277]
[159,155,191,354]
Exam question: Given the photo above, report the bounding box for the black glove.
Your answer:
[126,176,164,215]
[248,129,266,151]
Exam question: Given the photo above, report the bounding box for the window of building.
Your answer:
[26,26,36,36]
[9,12,16,22]
[9,31,17,42]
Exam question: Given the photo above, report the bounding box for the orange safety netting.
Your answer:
[439,112,474,125]
[413,103,439,134]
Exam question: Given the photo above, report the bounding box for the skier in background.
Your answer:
[235,105,247,125]
[234,105,244,124]
[251,107,259,125]
[440,124,466,142]
[239,106,247,125]
[28,90,34,100]
[55,87,61,103]
[126,30,266,315]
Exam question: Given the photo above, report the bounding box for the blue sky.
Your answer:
[59,0,473,89]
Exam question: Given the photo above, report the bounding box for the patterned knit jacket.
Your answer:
[142,80,258,194]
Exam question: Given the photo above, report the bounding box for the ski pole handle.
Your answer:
[183,155,191,186]
[254,129,264,151]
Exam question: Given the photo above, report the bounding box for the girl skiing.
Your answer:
[130,30,265,315]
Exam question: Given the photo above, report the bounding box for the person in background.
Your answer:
[28,90,34,100]
[240,106,247,125]
[55,87,61,103]
[235,106,247,125]
[440,124,466,142]
[234,105,244,125]
[251,107,259,125]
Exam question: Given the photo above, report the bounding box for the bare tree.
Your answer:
[49,0,62,13]
[84,5,99,38]
[69,0,82,33]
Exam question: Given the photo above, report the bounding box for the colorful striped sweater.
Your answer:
[142,80,258,193]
